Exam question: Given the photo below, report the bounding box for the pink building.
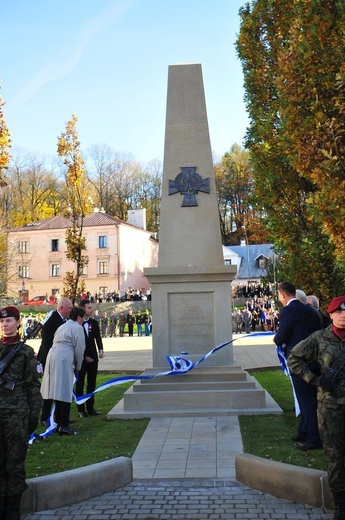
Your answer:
[7,211,158,301]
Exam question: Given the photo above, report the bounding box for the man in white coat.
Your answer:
[40,307,86,435]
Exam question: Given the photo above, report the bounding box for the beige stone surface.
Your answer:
[144,63,234,369]
[235,453,334,510]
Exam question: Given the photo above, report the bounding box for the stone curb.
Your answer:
[235,453,335,510]
[21,456,132,514]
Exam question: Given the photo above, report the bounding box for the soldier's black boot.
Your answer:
[333,491,345,520]
[0,496,6,520]
[5,495,21,520]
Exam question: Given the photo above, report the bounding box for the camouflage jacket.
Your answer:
[287,325,345,404]
[0,339,42,417]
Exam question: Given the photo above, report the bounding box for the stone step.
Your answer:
[107,366,282,419]
[110,385,266,411]
[132,380,257,392]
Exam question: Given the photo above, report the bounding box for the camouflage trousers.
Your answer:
[0,409,29,496]
[318,400,345,493]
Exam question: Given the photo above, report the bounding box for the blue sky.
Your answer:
[1,0,249,164]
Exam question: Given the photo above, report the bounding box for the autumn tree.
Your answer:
[214,144,268,245]
[3,150,63,226]
[57,115,91,303]
[136,158,162,234]
[236,0,344,305]
[276,1,345,266]
[0,83,10,188]
[86,145,162,231]
[0,83,11,296]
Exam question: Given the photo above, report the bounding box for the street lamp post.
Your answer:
[242,225,251,295]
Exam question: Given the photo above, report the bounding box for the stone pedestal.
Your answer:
[144,266,235,367]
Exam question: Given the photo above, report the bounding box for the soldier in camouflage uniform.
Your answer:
[287,296,345,520]
[0,306,42,520]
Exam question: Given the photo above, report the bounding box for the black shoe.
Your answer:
[296,442,322,451]
[78,411,88,418]
[87,410,101,416]
[58,426,78,435]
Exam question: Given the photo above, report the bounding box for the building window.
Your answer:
[98,261,108,274]
[18,265,29,278]
[99,235,108,249]
[224,259,232,265]
[78,263,88,276]
[51,264,60,277]
[258,257,267,269]
[51,239,59,252]
[18,241,29,254]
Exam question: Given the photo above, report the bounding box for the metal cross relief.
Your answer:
[168,167,210,207]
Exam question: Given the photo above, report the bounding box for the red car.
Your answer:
[22,296,46,305]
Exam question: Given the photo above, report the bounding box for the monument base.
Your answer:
[107,366,282,419]
[144,265,236,367]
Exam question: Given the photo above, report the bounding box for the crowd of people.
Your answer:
[233,282,275,299]
[76,288,152,304]
[232,296,279,333]
[95,309,152,338]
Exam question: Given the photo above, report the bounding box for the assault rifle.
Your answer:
[0,311,53,391]
[322,349,345,398]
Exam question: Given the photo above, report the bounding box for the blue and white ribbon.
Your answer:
[29,404,58,444]
[32,331,279,442]
[275,344,300,416]
[75,331,276,405]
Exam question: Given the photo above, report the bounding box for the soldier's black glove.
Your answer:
[310,375,334,392]
[319,375,335,392]
[28,416,39,434]
[311,375,334,392]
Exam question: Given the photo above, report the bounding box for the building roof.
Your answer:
[10,212,146,232]
[225,243,274,280]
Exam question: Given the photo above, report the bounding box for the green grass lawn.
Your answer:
[240,369,327,471]
[26,369,328,479]
[26,373,149,479]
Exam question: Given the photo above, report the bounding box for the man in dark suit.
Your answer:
[38,297,73,423]
[76,300,104,417]
[274,282,322,451]
[274,281,323,451]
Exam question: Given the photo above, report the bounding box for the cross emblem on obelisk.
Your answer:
[168,166,210,207]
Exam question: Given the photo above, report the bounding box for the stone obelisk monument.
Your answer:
[108,64,281,418]
[144,63,236,366]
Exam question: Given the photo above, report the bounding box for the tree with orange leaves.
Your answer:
[57,115,91,303]
[0,83,11,187]
[236,0,344,305]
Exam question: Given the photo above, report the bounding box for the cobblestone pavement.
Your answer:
[23,479,334,519]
